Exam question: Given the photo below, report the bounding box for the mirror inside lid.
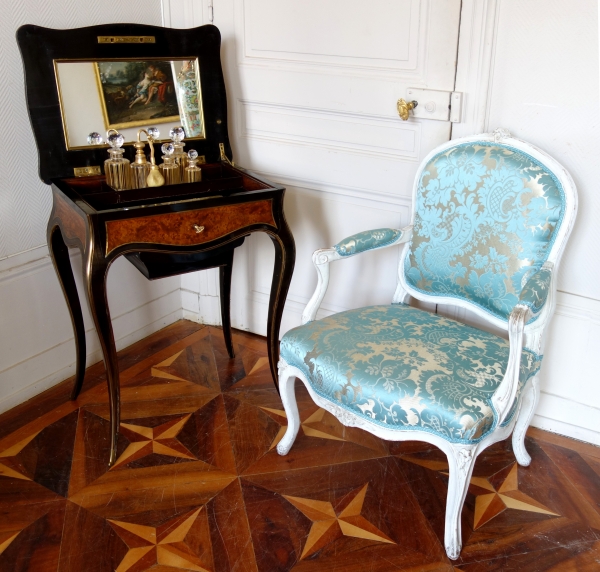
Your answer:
[17,23,232,183]
[55,58,205,149]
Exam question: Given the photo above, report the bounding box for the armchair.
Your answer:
[276,129,577,559]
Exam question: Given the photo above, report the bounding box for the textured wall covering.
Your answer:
[0,0,163,261]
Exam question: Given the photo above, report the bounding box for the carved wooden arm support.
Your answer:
[492,263,555,424]
[492,304,530,425]
[301,226,413,324]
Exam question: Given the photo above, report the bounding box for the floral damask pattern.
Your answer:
[404,143,565,321]
[334,228,403,257]
[518,267,552,316]
[281,305,541,444]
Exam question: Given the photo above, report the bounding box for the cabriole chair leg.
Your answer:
[512,376,540,466]
[444,444,477,560]
[276,369,301,455]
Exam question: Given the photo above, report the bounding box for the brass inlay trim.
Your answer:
[98,36,155,44]
[74,165,101,177]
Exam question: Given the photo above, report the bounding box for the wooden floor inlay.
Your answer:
[0,320,599,571]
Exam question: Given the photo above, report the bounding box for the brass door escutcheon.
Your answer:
[397,99,418,121]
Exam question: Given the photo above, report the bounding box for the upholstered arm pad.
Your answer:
[301,225,412,324]
[518,265,552,316]
[334,228,405,257]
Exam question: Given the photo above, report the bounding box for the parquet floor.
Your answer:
[0,320,599,571]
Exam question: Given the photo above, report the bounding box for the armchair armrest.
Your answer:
[492,262,553,424]
[518,263,553,316]
[301,226,412,324]
[334,228,405,257]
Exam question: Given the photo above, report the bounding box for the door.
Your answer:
[167,0,462,336]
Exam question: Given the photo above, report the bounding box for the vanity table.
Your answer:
[17,23,295,466]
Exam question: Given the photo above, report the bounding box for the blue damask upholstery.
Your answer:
[518,267,552,316]
[404,143,565,321]
[334,228,403,257]
[281,304,541,443]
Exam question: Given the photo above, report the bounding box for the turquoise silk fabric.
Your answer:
[518,268,552,316]
[404,143,565,321]
[281,305,541,443]
[335,228,402,257]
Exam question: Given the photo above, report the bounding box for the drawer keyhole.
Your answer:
[193,225,205,234]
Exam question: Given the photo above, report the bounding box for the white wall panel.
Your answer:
[239,101,420,160]
[0,0,182,412]
[0,0,163,260]
[452,0,600,445]
[0,247,181,413]
[231,184,411,337]
[243,0,419,71]
[486,0,600,302]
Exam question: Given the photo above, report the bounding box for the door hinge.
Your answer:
[404,88,463,122]
[208,0,214,22]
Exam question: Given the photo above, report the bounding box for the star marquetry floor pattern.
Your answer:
[0,320,599,571]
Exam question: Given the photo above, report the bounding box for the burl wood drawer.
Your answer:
[105,200,275,254]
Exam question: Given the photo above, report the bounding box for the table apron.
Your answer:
[104,199,276,255]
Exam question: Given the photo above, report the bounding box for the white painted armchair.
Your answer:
[276,130,578,559]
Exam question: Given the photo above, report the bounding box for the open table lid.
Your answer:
[17,23,232,184]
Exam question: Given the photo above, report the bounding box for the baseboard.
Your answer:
[0,245,183,414]
[532,414,600,447]
[0,301,182,415]
[532,391,600,446]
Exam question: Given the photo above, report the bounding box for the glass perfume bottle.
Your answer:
[170,126,187,182]
[159,143,181,185]
[184,149,202,183]
[130,128,165,188]
[130,139,150,189]
[103,130,131,191]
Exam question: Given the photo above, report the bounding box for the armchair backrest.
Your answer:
[399,131,577,327]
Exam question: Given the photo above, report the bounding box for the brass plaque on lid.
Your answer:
[97,36,155,44]
[74,165,101,177]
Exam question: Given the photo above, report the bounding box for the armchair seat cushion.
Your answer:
[281,305,541,444]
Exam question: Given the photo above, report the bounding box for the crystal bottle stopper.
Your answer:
[87,132,103,145]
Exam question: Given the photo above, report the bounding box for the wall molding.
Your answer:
[254,170,414,211]
[0,304,183,413]
[238,99,421,162]
[235,0,430,81]
[554,289,600,325]
[534,397,600,446]
[451,0,499,139]
[0,245,53,285]
[0,244,183,414]
[161,0,207,28]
